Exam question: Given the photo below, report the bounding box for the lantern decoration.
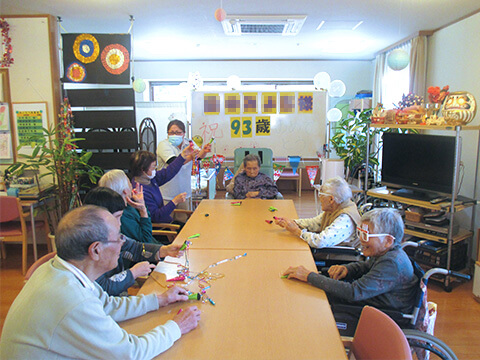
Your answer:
[227,75,241,90]
[0,18,14,67]
[313,72,331,90]
[387,49,409,71]
[442,91,477,125]
[132,78,146,93]
[328,80,346,98]
[327,108,342,123]
[215,8,227,22]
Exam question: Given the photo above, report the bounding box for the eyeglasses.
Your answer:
[356,227,394,242]
[104,234,127,245]
[168,131,184,136]
[317,192,332,198]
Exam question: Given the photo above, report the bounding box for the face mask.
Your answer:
[168,135,183,147]
[146,169,156,179]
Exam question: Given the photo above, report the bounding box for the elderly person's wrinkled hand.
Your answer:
[127,183,148,217]
[159,243,185,258]
[157,286,189,307]
[246,191,260,198]
[328,265,348,280]
[274,217,302,237]
[173,306,201,335]
[130,261,156,279]
[282,265,312,282]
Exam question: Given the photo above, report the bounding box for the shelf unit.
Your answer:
[365,124,480,290]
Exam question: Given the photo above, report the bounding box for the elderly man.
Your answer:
[283,208,418,314]
[0,205,201,359]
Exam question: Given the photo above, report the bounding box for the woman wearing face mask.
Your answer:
[130,147,197,226]
[156,118,211,221]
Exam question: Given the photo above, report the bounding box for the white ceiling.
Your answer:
[2,0,480,61]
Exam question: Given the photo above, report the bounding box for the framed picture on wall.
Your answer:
[12,102,49,156]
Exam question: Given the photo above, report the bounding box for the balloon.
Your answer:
[387,49,409,71]
[132,78,146,93]
[192,135,204,148]
[226,75,241,90]
[327,108,342,122]
[329,80,346,98]
[215,8,227,22]
[313,72,331,90]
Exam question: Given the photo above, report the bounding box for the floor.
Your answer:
[1,190,479,359]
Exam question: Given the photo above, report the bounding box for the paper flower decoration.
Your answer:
[396,93,423,109]
[427,85,450,104]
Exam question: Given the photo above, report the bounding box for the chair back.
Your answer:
[24,251,57,281]
[234,148,273,179]
[351,306,412,360]
[139,117,157,154]
[0,196,22,223]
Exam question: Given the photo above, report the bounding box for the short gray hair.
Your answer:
[243,154,261,167]
[321,176,352,204]
[56,206,110,261]
[98,169,130,197]
[361,208,404,245]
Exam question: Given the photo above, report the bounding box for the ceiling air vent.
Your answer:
[222,15,307,36]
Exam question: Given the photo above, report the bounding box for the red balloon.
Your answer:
[214,8,226,22]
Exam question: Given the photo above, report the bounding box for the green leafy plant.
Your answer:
[6,99,103,234]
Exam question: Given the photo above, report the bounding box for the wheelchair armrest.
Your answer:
[311,246,362,256]
[152,223,181,231]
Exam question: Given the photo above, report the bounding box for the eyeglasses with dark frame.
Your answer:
[168,131,184,136]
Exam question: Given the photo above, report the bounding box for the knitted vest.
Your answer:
[319,200,361,232]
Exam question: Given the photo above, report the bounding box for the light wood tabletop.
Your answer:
[120,249,347,360]
[172,199,308,251]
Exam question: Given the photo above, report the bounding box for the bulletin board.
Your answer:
[191,90,327,158]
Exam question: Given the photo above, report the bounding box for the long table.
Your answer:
[120,199,347,359]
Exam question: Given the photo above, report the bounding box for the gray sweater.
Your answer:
[307,245,418,313]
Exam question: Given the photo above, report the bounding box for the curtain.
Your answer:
[373,53,386,107]
[409,35,428,97]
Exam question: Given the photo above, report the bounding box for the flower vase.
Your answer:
[426,103,441,119]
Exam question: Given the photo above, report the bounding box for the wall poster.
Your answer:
[13,102,49,156]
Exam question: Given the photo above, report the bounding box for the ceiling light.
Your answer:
[316,21,364,31]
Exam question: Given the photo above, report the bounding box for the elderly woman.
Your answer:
[99,169,155,243]
[283,208,418,316]
[157,118,211,221]
[84,187,183,295]
[131,147,197,224]
[275,176,361,248]
[232,154,279,199]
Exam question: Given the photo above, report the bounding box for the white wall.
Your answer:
[427,12,480,259]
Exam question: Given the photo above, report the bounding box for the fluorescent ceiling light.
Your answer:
[316,21,364,31]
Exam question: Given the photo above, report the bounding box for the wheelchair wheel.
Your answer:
[403,329,458,360]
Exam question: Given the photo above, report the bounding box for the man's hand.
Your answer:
[172,192,187,205]
[157,286,189,307]
[159,243,184,258]
[246,191,260,198]
[130,261,156,279]
[282,265,312,282]
[173,306,201,335]
[328,265,348,280]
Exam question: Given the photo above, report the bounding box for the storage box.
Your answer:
[349,98,372,110]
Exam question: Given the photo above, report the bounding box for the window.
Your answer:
[381,42,411,109]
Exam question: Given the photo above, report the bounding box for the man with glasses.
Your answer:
[283,208,418,317]
[0,205,201,359]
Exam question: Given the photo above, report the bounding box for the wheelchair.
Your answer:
[324,242,470,360]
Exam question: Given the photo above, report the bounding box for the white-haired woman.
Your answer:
[98,169,154,243]
[275,176,361,248]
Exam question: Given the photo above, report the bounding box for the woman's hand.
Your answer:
[159,243,184,258]
[126,183,148,217]
[181,145,199,161]
[246,191,260,198]
[198,143,212,158]
[157,286,189,307]
[130,261,156,279]
[172,192,187,205]
[282,266,312,282]
[274,217,302,237]
[328,265,348,280]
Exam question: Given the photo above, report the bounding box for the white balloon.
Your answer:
[226,75,241,90]
[132,78,146,93]
[327,108,342,122]
[313,72,331,90]
[329,80,346,98]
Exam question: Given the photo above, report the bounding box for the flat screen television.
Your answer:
[381,133,457,201]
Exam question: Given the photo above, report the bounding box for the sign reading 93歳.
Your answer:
[231,117,253,138]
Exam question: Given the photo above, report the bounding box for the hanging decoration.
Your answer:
[273,163,286,183]
[73,33,100,64]
[66,62,87,83]
[215,8,227,22]
[306,166,319,186]
[313,72,330,90]
[101,43,130,75]
[0,18,14,67]
[288,156,301,175]
[226,75,241,90]
[132,78,146,93]
[387,49,409,71]
[328,80,346,98]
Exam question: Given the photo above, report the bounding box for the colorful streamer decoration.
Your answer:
[306,165,319,186]
[288,156,301,175]
[66,62,87,83]
[273,163,286,183]
[73,34,100,64]
[101,43,130,75]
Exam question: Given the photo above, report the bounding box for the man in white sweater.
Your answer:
[0,205,201,359]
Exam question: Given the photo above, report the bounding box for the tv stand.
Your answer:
[391,188,443,202]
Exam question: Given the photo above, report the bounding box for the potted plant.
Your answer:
[6,98,103,235]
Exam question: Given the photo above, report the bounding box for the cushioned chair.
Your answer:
[343,306,412,360]
[0,196,42,275]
